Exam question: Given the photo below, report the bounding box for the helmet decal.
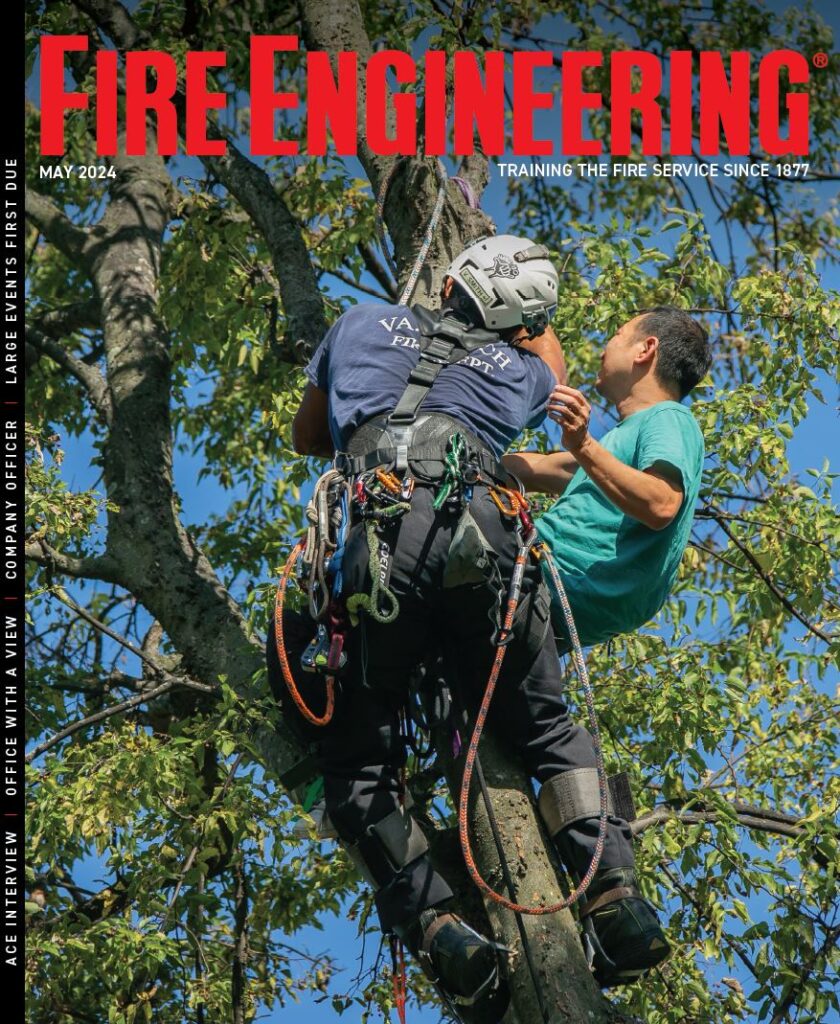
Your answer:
[486,253,520,279]
[459,267,493,305]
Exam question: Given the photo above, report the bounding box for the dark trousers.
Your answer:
[267,483,634,932]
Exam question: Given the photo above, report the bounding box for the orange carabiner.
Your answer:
[489,485,527,517]
[375,469,402,494]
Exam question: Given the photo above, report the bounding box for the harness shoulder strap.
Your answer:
[388,306,501,427]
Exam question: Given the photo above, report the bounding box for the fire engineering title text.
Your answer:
[39,35,811,158]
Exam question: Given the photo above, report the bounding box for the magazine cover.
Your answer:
[13,2,839,1022]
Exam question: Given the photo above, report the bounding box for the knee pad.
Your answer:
[345,800,429,890]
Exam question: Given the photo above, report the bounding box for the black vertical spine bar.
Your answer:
[4,0,26,1017]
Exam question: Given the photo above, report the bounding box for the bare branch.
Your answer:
[632,800,808,844]
[324,265,393,302]
[26,677,178,762]
[25,186,90,266]
[27,591,218,761]
[358,241,397,299]
[25,538,121,584]
[30,298,101,337]
[51,586,216,689]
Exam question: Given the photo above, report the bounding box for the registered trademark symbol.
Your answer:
[812,52,829,68]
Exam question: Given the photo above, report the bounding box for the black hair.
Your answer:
[636,306,712,398]
[441,278,485,327]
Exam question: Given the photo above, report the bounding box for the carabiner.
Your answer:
[376,469,402,495]
[400,474,415,500]
[489,485,526,517]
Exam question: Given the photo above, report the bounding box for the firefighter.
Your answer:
[268,236,668,1021]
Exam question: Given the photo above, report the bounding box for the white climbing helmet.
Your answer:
[445,234,559,334]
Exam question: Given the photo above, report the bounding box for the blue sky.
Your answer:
[28,3,839,1022]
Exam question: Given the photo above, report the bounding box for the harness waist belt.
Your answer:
[335,444,508,482]
[337,412,511,483]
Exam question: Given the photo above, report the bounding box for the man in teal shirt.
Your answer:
[506,306,709,648]
[497,307,707,984]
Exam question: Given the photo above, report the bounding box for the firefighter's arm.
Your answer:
[292,383,334,458]
[502,450,578,495]
[515,324,567,384]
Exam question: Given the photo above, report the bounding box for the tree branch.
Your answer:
[26,677,179,762]
[769,923,840,1024]
[25,186,91,266]
[50,586,216,688]
[72,0,329,360]
[30,297,101,337]
[324,265,393,302]
[715,515,833,644]
[358,241,397,299]
[26,326,112,420]
[25,538,121,584]
[632,800,808,844]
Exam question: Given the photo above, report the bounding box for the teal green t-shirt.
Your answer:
[535,401,704,646]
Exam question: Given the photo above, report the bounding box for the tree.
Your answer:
[24,1,839,1022]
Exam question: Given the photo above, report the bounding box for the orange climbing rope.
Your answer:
[274,541,336,727]
[455,524,610,916]
[390,934,408,1024]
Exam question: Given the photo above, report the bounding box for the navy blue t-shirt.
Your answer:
[304,303,554,457]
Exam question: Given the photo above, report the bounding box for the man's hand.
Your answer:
[547,384,592,452]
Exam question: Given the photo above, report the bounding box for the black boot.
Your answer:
[578,867,670,988]
[397,909,509,1023]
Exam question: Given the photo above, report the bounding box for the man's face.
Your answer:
[595,315,649,400]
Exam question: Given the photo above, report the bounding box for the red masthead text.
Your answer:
[38,35,810,158]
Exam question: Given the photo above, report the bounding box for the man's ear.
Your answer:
[634,334,658,367]
[440,275,454,300]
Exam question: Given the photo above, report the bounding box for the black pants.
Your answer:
[267,483,634,933]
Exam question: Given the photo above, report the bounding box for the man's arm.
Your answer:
[516,324,567,384]
[502,450,578,495]
[292,383,334,458]
[549,385,683,530]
